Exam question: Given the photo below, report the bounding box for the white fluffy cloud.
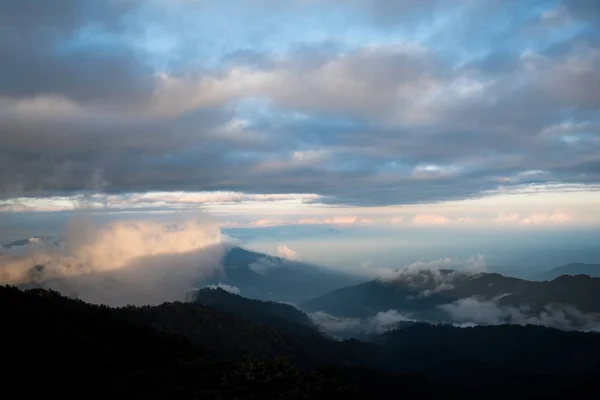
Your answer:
[206,282,242,295]
[378,255,487,282]
[277,245,298,260]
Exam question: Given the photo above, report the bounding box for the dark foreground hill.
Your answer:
[0,285,438,399]
[193,287,320,337]
[3,285,600,399]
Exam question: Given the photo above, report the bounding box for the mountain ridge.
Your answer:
[4,284,600,399]
[538,263,600,280]
[300,269,600,329]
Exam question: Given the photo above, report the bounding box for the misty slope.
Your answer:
[301,270,600,325]
[498,274,600,314]
[300,271,530,318]
[539,263,600,280]
[198,246,364,303]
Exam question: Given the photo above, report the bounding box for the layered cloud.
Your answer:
[494,209,572,225]
[1,0,599,208]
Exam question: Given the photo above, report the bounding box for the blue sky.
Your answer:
[0,0,599,272]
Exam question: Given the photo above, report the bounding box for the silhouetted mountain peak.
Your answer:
[198,246,364,303]
[192,286,321,336]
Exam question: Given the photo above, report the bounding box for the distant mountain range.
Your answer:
[300,269,600,330]
[538,263,600,280]
[4,285,600,399]
[4,233,600,331]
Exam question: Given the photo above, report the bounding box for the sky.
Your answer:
[1,0,599,276]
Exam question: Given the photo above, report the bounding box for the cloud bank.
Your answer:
[440,297,600,332]
[0,216,225,306]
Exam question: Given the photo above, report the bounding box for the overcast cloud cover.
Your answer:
[1,0,599,212]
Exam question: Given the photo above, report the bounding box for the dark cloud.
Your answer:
[0,0,151,105]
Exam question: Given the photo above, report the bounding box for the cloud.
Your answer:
[522,209,572,225]
[411,214,474,226]
[377,255,487,296]
[308,312,362,336]
[411,214,452,225]
[309,309,414,338]
[297,216,361,225]
[440,297,600,331]
[371,309,414,332]
[1,0,599,207]
[0,0,152,110]
[81,191,320,211]
[539,5,574,27]
[0,215,225,306]
[224,215,368,228]
[494,213,521,223]
[206,283,242,295]
[277,245,298,260]
[494,209,572,225]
